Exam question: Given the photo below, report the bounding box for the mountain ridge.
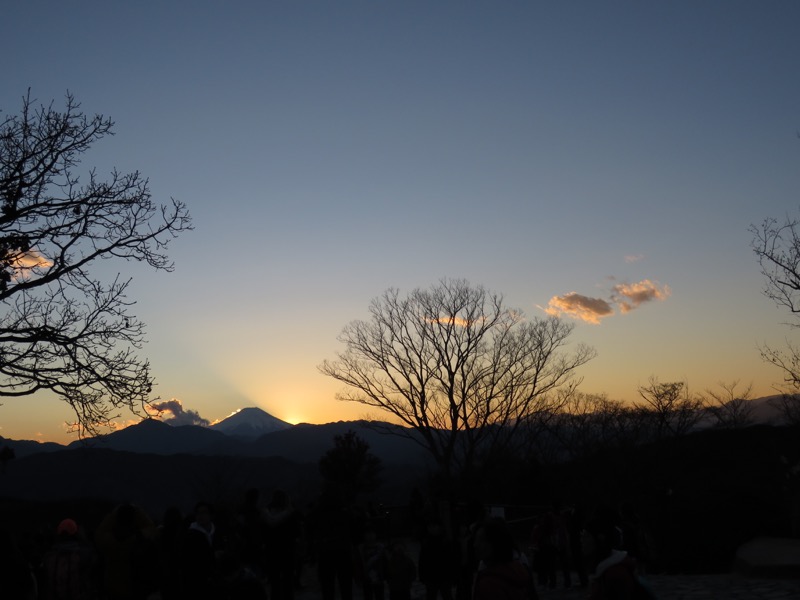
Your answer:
[0,396,791,462]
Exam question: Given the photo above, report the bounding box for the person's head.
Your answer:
[391,540,407,556]
[162,506,183,530]
[56,518,78,538]
[426,520,443,537]
[362,526,378,544]
[194,502,214,529]
[474,517,515,565]
[269,489,289,510]
[113,504,139,541]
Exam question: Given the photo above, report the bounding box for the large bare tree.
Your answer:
[0,92,191,435]
[319,278,596,479]
[751,212,800,390]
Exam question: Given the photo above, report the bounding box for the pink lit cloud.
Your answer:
[544,293,614,325]
[612,280,671,313]
[544,279,670,324]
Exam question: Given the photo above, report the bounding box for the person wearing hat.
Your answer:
[40,517,98,600]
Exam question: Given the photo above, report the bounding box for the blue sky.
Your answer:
[2,1,800,441]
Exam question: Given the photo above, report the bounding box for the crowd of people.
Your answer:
[0,488,656,600]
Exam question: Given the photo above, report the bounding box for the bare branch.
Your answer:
[0,91,192,436]
[319,278,596,479]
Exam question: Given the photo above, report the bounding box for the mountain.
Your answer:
[748,395,788,423]
[0,436,65,459]
[67,418,228,455]
[209,407,292,439]
[238,419,428,465]
[55,415,426,466]
[1,395,790,463]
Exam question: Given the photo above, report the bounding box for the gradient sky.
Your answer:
[2,1,800,443]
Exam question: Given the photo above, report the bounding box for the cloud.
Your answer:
[612,280,671,313]
[425,315,487,327]
[148,398,210,427]
[6,249,53,282]
[13,249,52,270]
[624,254,645,264]
[544,293,614,325]
[544,279,670,324]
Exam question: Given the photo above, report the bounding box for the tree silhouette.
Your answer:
[0,91,191,435]
[635,376,704,440]
[0,445,14,473]
[751,211,800,393]
[319,278,595,480]
[702,380,756,429]
[318,430,382,502]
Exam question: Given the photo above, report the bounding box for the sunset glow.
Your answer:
[1,2,799,443]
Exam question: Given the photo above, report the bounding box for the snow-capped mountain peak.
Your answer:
[209,407,292,439]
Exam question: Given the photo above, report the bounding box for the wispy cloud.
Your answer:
[544,279,670,324]
[624,254,645,264]
[544,293,614,325]
[148,398,210,427]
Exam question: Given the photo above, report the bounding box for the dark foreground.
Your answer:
[290,570,800,600]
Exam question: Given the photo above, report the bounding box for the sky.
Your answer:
[2,1,800,443]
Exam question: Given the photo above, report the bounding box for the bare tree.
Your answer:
[530,392,664,462]
[751,212,800,390]
[635,376,704,440]
[702,380,756,429]
[608,403,654,449]
[541,391,609,461]
[318,278,596,479]
[0,91,191,435]
[769,393,800,427]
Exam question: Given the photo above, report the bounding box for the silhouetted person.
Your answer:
[95,504,158,600]
[385,539,415,600]
[0,527,37,599]
[408,487,427,540]
[472,517,536,600]
[618,501,655,574]
[155,506,185,600]
[182,502,224,600]
[237,488,267,578]
[567,501,590,587]
[589,547,650,600]
[531,501,570,589]
[40,518,98,600]
[586,505,656,600]
[418,521,456,600]
[265,489,301,600]
[460,526,482,599]
[585,505,623,573]
[227,571,270,600]
[309,491,356,600]
[357,526,387,600]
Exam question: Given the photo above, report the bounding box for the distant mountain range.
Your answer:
[0,397,790,462]
[0,407,429,514]
[0,398,796,525]
[0,407,428,466]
